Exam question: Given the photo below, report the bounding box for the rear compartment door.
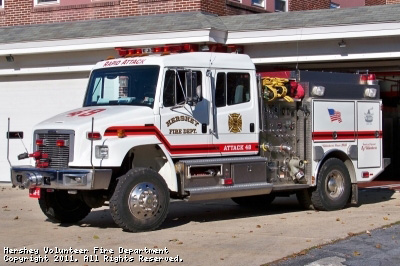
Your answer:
[357,101,382,168]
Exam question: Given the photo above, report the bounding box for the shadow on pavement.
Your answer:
[357,188,396,205]
[49,188,397,231]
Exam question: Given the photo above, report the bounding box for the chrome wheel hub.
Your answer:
[128,182,159,220]
[326,170,344,200]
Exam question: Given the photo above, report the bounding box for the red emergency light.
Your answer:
[36,139,45,146]
[360,74,377,85]
[56,140,67,147]
[87,132,102,140]
[367,74,377,85]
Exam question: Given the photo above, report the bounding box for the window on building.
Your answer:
[275,0,288,12]
[330,2,340,9]
[35,0,60,5]
[252,0,265,8]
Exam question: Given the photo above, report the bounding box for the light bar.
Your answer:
[115,44,199,57]
[360,74,378,85]
[114,44,244,58]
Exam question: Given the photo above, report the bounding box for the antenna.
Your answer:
[7,118,11,167]
[90,117,94,170]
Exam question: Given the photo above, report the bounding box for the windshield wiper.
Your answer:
[91,78,102,97]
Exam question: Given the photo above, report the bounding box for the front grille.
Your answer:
[36,131,74,169]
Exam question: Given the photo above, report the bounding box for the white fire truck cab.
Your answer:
[9,48,389,232]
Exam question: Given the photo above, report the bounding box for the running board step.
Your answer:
[272,184,310,191]
[185,182,273,201]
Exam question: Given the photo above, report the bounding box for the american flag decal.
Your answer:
[328,108,342,123]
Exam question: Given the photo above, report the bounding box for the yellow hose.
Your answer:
[262,77,294,102]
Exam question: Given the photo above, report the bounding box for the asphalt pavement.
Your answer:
[269,223,400,266]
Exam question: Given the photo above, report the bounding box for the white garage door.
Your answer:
[0,73,88,182]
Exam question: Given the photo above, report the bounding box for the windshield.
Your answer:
[84,66,160,108]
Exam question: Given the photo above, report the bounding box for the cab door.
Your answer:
[159,69,214,158]
[211,70,259,156]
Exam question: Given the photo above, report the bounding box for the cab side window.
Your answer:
[215,72,226,107]
[227,73,250,105]
[163,70,202,107]
[215,72,250,107]
[163,70,176,107]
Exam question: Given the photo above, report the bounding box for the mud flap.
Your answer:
[350,183,358,205]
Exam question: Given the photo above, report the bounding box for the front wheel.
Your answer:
[311,158,351,211]
[38,190,92,223]
[110,168,170,232]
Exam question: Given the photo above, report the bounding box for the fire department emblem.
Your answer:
[228,113,242,133]
[364,107,374,125]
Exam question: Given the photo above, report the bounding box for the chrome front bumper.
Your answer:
[11,166,112,190]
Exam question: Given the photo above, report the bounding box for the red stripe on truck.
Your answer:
[104,125,259,155]
[312,130,382,141]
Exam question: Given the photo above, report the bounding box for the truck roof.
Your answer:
[93,52,256,70]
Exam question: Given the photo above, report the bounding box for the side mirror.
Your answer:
[185,71,201,106]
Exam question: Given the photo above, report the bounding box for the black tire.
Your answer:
[311,158,351,211]
[296,189,315,210]
[110,168,170,232]
[232,194,275,208]
[38,190,92,223]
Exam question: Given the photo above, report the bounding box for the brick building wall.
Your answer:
[289,0,331,11]
[365,0,386,5]
[385,0,400,4]
[0,0,261,27]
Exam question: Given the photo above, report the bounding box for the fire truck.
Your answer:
[9,45,389,232]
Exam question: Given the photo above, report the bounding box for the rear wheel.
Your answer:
[311,158,351,211]
[110,168,170,232]
[232,194,275,208]
[38,190,92,223]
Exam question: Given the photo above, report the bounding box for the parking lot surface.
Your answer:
[270,223,400,266]
[1,185,399,266]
